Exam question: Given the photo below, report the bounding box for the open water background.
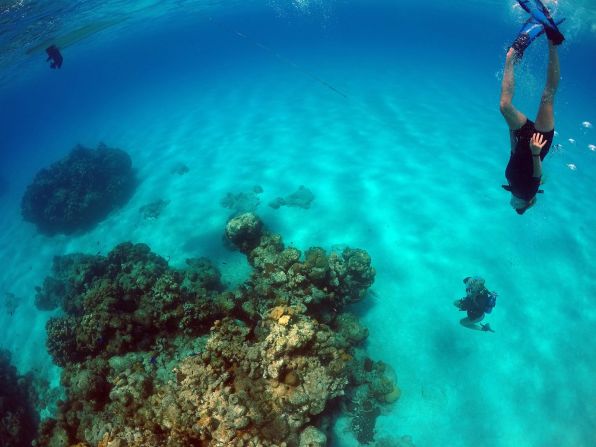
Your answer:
[1,1,595,445]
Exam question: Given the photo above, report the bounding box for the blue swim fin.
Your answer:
[510,17,565,58]
[511,18,544,57]
[517,0,565,45]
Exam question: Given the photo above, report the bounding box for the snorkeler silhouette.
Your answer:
[454,277,497,332]
[500,0,564,215]
[45,45,63,69]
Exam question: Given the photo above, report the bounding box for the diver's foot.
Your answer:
[510,17,546,60]
[480,323,495,333]
[517,0,565,46]
[511,34,530,58]
[545,26,564,45]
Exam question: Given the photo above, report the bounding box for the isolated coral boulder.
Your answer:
[225,212,264,253]
[21,143,136,235]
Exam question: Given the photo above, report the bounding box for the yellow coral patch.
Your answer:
[269,306,286,320]
[197,415,211,428]
[339,351,353,362]
[278,314,291,326]
[97,433,110,447]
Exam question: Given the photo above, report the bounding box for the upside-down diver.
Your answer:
[500,0,565,215]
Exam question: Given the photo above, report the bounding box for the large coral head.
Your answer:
[225,212,264,253]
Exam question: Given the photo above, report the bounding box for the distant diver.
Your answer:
[500,0,564,215]
[45,45,63,69]
[454,277,497,332]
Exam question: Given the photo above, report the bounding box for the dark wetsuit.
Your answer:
[505,119,554,201]
[460,292,491,321]
[45,45,63,69]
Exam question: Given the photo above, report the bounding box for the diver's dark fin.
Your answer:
[517,0,565,45]
[544,22,565,45]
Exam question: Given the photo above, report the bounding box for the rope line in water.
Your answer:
[209,17,348,99]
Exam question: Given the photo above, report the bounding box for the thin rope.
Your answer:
[209,17,348,99]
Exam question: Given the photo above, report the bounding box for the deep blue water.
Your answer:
[1,1,595,446]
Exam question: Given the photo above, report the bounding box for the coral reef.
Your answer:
[345,354,401,444]
[21,143,136,235]
[226,213,375,318]
[0,350,39,447]
[220,185,263,215]
[34,253,99,311]
[38,243,224,367]
[299,426,326,446]
[269,186,315,209]
[35,213,397,446]
[224,212,264,254]
[139,199,170,220]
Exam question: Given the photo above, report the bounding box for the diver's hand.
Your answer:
[530,132,547,155]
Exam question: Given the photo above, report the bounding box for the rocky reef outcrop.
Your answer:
[0,350,39,447]
[35,213,399,446]
[220,185,263,216]
[21,143,136,235]
[269,185,315,209]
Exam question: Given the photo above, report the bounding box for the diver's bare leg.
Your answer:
[500,48,528,133]
[459,317,484,331]
[534,41,560,132]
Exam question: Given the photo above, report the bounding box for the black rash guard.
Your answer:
[461,291,490,320]
[505,119,554,201]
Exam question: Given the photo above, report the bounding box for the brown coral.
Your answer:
[34,213,395,447]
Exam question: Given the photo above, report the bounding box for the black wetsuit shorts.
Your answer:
[505,119,554,201]
[466,308,484,321]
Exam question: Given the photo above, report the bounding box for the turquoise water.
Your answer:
[1,1,595,446]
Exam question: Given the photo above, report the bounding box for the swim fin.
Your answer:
[510,17,565,58]
[517,0,565,45]
[511,18,544,58]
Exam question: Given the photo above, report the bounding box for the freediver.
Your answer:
[500,0,564,215]
[45,44,63,69]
